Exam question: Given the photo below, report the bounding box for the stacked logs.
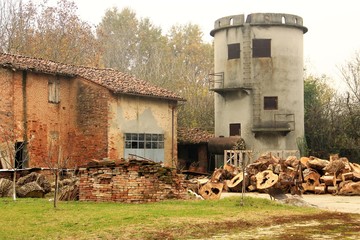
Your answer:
[193,153,360,199]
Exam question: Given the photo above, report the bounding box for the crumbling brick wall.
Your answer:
[79,159,188,203]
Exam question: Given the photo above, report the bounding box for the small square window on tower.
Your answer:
[228,43,240,60]
[252,39,271,58]
[229,123,241,136]
[264,96,278,110]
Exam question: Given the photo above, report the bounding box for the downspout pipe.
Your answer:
[171,103,175,167]
[22,71,29,168]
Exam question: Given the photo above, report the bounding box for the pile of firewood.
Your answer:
[191,153,360,200]
[16,172,52,198]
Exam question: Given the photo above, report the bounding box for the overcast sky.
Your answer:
[50,0,360,90]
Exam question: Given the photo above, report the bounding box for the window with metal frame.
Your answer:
[125,133,164,149]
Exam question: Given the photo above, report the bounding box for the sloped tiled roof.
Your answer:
[178,127,214,144]
[0,53,184,101]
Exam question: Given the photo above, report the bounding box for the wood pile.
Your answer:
[191,153,360,199]
[0,178,13,197]
[58,177,79,201]
[16,172,52,198]
[0,172,52,198]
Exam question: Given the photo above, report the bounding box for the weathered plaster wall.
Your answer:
[212,13,306,154]
[108,95,177,167]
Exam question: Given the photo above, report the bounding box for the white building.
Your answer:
[210,13,307,158]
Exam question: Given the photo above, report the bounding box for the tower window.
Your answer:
[228,43,240,60]
[229,123,241,136]
[252,39,271,58]
[264,96,278,110]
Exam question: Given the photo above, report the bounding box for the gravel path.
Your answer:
[221,192,360,214]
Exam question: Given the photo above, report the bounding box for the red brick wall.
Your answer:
[0,69,15,140]
[69,79,109,167]
[79,159,188,203]
[0,69,110,168]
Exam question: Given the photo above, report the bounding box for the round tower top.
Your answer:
[210,13,308,36]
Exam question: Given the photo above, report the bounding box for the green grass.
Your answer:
[0,197,358,240]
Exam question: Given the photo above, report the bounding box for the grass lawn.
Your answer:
[0,196,359,240]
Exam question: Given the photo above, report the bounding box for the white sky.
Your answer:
[48,0,360,90]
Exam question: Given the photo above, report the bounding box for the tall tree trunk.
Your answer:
[12,169,16,201]
[54,171,58,208]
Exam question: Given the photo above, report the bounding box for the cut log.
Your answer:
[349,162,360,173]
[338,181,360,196]
[16,182,44,198]
[0,178,14,197]
[247,175,257,192]
[326,185,338,194]
[353,172,360,182]
[198,182,223,200]
[255,170,279,190]
[300,157,310,167]
[210,169,223,182]
[226,172,244,192]
[314,184,326,194]
[302,169,320,193]
[284,156,299,168]
[320,175,336,186]
[306,157,329,170]
[323,159,345,176]
[224,164,240,175]
[341,172,354,182]
[16,172,51,195]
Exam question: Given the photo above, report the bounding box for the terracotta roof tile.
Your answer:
[0,53,184,101]
[178,127,214,144]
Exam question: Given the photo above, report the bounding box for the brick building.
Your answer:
[0,53,184,168]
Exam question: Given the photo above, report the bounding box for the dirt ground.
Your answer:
[221,192,360,214]
[203,192,360,239]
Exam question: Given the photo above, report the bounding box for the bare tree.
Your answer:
[45,141,71,208]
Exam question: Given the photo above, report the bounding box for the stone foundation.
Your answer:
[79,159,188,203]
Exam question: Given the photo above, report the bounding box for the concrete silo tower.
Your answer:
[210,13,308,156]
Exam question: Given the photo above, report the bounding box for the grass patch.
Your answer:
[0,196,358,240]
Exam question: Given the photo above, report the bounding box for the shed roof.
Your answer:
[0,53,184,101]
[178,127,214,144]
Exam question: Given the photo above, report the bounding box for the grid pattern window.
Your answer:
[48,78,60,103]
[229,123,241,136]
[252,39,271,58]
[228,43,241,60]
[264,96,278,110]
[125,133,164,149]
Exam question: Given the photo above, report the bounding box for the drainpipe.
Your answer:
[171,103,175,167]
[22,71,28,167]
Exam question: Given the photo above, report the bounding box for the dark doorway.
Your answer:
[15,142,26,169]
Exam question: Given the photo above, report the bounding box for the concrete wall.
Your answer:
[211,13,307,155]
